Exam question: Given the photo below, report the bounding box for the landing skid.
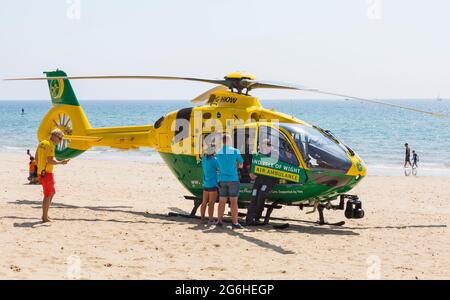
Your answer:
[263,200,346,227]
[317,204,345,226]
[169,196,351,228]
[166,196,202,218]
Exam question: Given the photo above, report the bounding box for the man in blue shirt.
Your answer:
[215,134,244,229]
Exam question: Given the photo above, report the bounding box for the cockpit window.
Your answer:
[280,123,352,174]
[258,126,299,166]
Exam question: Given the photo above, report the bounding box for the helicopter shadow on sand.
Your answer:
[6,200,356,234]
[8,200,445,232]
[165,207,366,244]
[166,207,359,236]
[9,200,445,255]
[6,199,176,227]
[7,200,297,254]
[166,210,296,254]
[167,207,360,255]
[6,200,355,255]
[200,222,360,255]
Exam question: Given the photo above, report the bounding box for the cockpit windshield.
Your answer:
[280,123,352,174]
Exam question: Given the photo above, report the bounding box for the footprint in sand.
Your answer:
[10,265,21,272]
[205,266,226,271]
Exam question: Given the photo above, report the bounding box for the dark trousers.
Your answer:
[246,176,277,224]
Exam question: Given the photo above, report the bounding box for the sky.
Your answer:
[0,0,449,100]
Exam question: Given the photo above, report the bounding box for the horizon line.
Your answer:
[0,98,447,102]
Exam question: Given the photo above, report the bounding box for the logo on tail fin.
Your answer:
[50,79,65,100]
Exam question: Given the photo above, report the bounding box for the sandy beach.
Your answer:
[0,152,449,280]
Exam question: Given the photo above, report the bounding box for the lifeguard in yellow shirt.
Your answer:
[35,128,70,223]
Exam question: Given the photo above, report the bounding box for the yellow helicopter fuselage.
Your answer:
[39,82,366,205]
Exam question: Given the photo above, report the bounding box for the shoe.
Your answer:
[208,220,215,225]
[232,223,243,229]
[246,219,264,226]
[215,221,223,227]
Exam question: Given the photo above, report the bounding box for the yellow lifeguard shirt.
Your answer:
[37,140,55,174]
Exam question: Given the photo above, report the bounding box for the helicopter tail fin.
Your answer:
[44,69,80,106]
[38,70,92,159]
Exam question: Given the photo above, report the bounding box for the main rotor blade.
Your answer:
[246,79,450,119]
[311,90,450,119]
[6,72,448,119]
[191,85,228,103]
[4,75,227,86]
[246,80,318,92]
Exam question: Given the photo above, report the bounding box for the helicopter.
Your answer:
[6,70,449,226]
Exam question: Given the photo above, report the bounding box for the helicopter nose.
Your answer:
[354,159,367,178]
[345,155,367,179]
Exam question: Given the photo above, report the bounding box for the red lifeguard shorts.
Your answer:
[38,173,55,197]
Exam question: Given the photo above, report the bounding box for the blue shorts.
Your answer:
[219,181,240,198]
[204,186,218,192]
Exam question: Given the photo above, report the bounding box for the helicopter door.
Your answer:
[256,125,306,184]
[233,127,257,183]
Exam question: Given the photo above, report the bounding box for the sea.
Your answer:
[1,99,449,176]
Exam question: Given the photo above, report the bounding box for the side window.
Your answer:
[173,107,193,143]
[234,127,256,184]
[289,131,308,164]
[233,127,256,155]
[258,126,299,166]
[279,134,299,165]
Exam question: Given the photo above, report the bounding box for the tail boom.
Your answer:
[38,69,157,159]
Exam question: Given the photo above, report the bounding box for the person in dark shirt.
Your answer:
[404,143,412,168]
[245,138,278,226]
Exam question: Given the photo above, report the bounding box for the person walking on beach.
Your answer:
[215,134,244,229]
[200,144,219,225]
[412,150,419,168]
[35,129,69,223]
[404,143,412,168]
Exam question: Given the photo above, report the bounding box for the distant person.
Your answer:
[35,129,70,223]
[246,138,278,226]
[404,143,412,168]
[200,144,219,225]
[215,134,244,229]
[26,149,38,184]
[412,150,419,168]
[27,153,39,184]
[21,108,25,115]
